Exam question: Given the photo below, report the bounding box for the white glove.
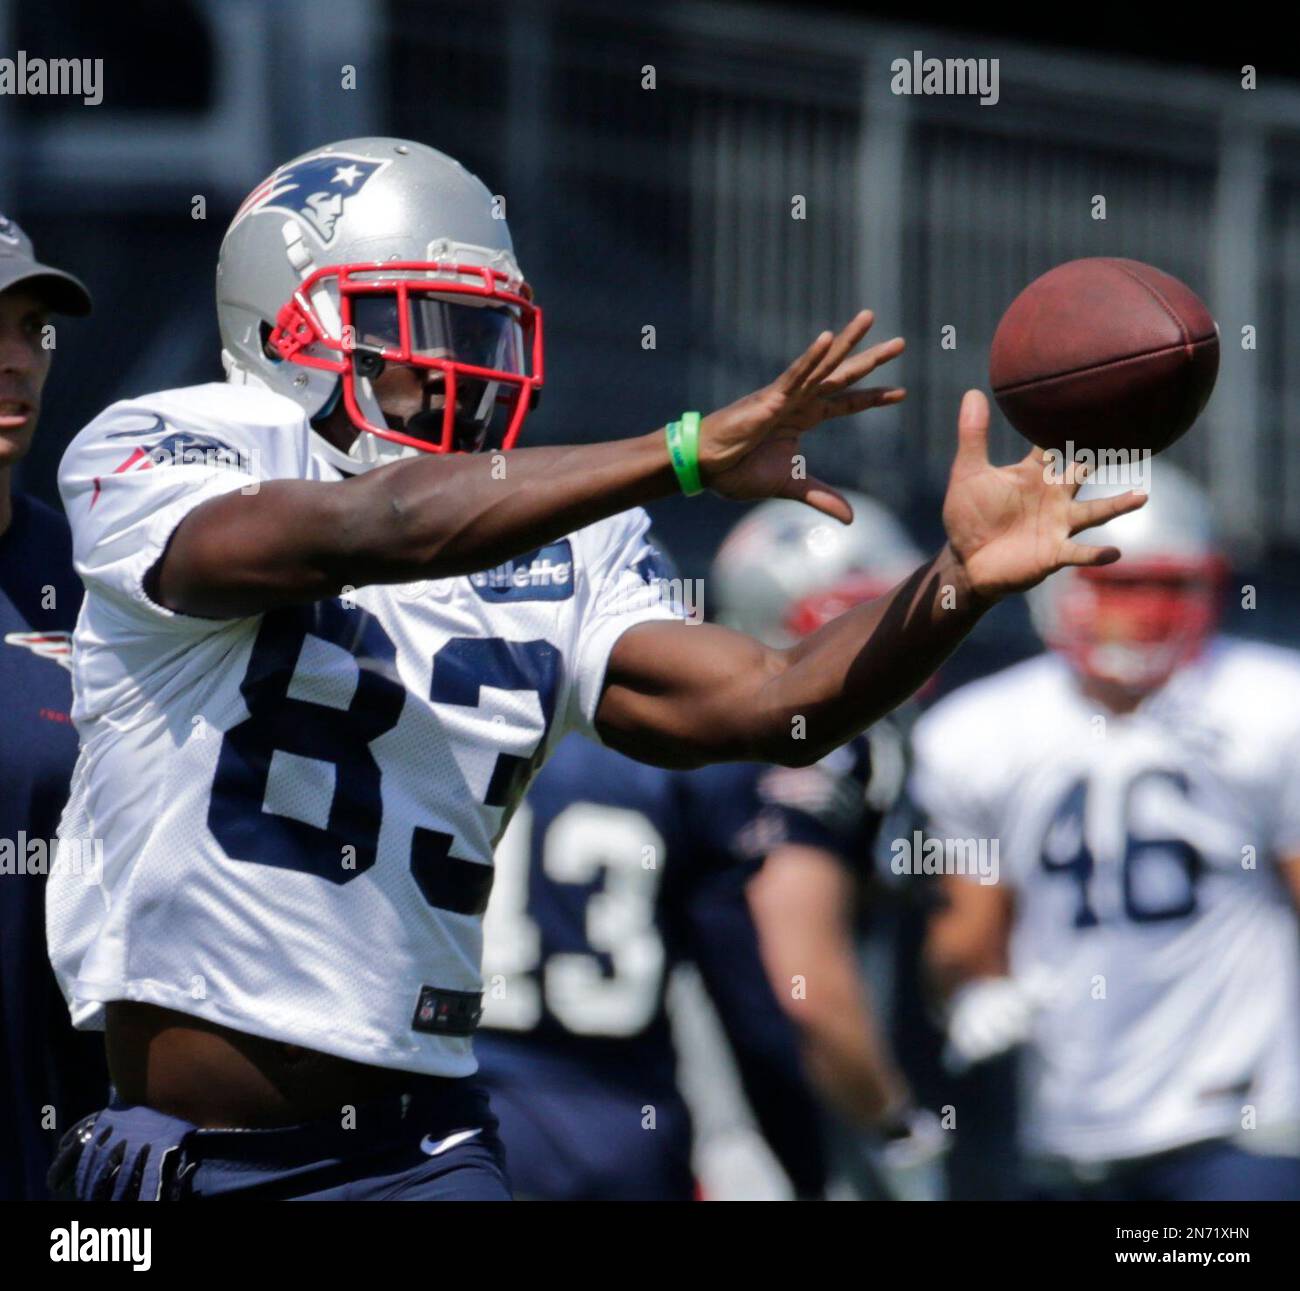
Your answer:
[864,1106,951,1201]
[943,976,1038,1072]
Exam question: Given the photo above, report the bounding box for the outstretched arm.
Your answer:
[597,391,1147,768]
[152,313,903,618]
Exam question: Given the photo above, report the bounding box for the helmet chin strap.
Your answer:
[307,374,421,475]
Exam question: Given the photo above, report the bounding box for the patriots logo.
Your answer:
[91,419,246,508]
[0,213,20,247]
[5,630,72,671]
[633,547,676,585]
[232,153,387,244]
[105,421,239,469]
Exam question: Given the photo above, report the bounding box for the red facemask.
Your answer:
[269,259,543,453]
[784,570,939,700]
[1048,557,1226,694]
[783,572,898,638]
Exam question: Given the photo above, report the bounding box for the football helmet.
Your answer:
[217,137,542,474]
[1028,463,1225,694]
[710,492,924,647]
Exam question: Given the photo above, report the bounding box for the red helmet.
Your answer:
[784,570,905,638]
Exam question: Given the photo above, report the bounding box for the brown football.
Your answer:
[989,257,1219,457]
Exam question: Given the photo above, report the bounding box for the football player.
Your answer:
[914,465,1300,1200]
[0,215,107,1198]
[712,493,948,1199]
[46,136,1143,1201]
[475,729,828,1200]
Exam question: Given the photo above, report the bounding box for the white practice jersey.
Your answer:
[48,382,682,1077]
[910,642,1300,1164]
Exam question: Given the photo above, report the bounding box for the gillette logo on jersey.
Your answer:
[232,153,387,245]
[470,540,574,601]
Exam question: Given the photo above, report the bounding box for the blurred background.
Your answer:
[4,0,1296,1199]
[7,0,1300,684]
[10,0,1300,681]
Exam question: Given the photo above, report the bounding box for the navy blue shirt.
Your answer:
[0,492,107,1198]
[751,732,887,879]
[475,733,826,1196]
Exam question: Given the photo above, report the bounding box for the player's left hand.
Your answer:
[698,310,906,521]
[941,390,1148,601]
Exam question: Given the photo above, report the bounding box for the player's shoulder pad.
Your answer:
[1194,635,1300,723]
[567,506,683,610]
[58,381,309,498]
[911,653,1064,767]
[567,505,655,571]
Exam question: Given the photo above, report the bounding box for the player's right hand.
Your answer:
[941,390,1148,602]
[942,975,1037,1072]
[698,311,905,521]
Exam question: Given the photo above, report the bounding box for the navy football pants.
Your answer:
[56,1077,511,1201]
[480,1074,695,1201]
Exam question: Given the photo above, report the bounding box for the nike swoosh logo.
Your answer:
[419,1127,483,1157]
[105,416,167,439]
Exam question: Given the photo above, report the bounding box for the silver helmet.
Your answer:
[710,492,924,647]
[1028,462,1224,693]
[217,137,542,474]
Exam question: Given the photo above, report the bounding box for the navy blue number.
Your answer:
[211,603,405,882]
[211,607,558,912]
[1039,771,1202,927]
[1121,770,1202,923]
[1039,779,1099,928]
[411,637,560,915]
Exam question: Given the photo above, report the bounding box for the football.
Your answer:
[989,257,1220,458]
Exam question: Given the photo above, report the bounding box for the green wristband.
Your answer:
[665,411,704,496]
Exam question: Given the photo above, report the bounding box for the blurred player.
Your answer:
[45,136,1142,1201]
[475,727,827,1200]
[915,465,1300,1201]
[712,492,948,1199]
[0,215,107,1198]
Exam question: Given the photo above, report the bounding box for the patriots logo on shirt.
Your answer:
[4,630,72,671]
[105,421,242,471]
[232,153,387,244]
[92,420,246,507]
[632,547,675,586]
